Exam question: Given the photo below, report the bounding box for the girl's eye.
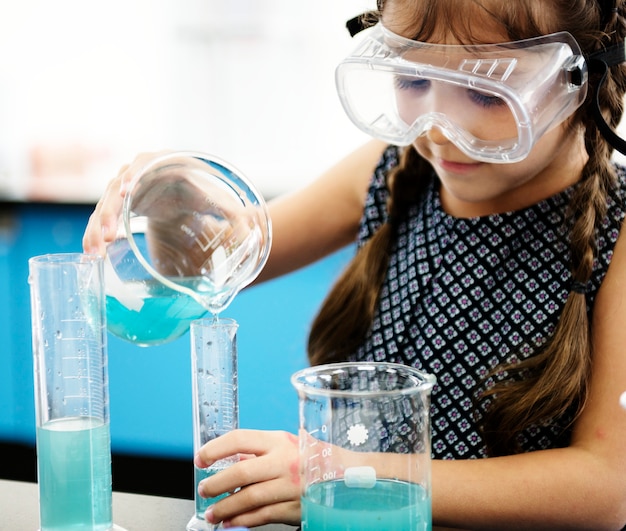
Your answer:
[468,89,506,109]
[394,76,430,93]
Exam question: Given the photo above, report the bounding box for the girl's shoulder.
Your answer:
[365,144,402,207]
[373,144,402,183]
[358,145,402,244]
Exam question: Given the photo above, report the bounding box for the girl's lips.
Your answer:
[437,158,482,174]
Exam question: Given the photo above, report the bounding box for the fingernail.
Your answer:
[197,481,205,498]
[194,453,206,468]
[205,506,215,524]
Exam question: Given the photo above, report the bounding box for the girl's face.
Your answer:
[413,118,587,218]
[382,0,588,218]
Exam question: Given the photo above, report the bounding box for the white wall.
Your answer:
[2,1,624,202]
[0,0,372,201]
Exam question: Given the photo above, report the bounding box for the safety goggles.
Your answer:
[335,23,588,163]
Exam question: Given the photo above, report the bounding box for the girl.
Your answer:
[84,0,626,528]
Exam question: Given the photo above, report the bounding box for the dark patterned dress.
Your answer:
[349,145,626,459]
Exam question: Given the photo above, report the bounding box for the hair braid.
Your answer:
[307,146,431,366]
[479,2,626,455]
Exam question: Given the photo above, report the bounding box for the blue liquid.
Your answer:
[106,281,207,346]
[301,479,431,531]
[36,417,112,531]
[194,465,231,518]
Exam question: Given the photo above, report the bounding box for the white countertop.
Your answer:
[0,479,295,531]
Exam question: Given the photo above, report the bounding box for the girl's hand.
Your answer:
[82,151,168,255]
[194,429,302,528]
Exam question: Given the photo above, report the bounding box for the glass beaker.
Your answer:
[29,253,125,531]
[104,151,272,346]
[292,362,436,531]
[188,317,239,531]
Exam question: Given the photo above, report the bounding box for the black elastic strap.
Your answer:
[345,10,378,37]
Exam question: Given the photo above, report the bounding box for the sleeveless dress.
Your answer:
[349,145,626,459]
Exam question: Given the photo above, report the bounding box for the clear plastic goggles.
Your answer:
[336,24,588,163]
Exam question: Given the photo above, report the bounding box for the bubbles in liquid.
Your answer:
[55,330,62,339]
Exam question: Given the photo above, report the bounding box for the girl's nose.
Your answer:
[426,125,450,145]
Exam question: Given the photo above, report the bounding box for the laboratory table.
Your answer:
[0,479,295,530]
[0,479,465,530]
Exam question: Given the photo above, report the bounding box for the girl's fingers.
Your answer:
[195,429,298,468]
[82,175,124,254]
[216,499,302,529]
[195,430,301,527]
[82,154,161,255]
[205,476,302,528]
[199,449,299,499]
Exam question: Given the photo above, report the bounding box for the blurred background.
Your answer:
[0,0,371,202]
[0,0,371,497]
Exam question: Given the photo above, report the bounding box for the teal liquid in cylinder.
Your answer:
[301,479,431,531]
[36,417,112,531]
[194,465,231,518]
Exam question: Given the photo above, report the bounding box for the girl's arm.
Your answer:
[256,138,388,282]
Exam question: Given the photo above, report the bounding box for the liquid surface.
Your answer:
[36,417,112,531]
[106,280,207,346]
[301,478,431,531]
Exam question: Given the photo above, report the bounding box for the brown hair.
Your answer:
[307,0,626,456]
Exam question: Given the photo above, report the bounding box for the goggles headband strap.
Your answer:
[346,11,379,37]
[588,41,626,155]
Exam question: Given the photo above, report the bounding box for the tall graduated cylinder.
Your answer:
[29,253,119,531]
[187,317,239,531]
[292,362,436,531]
